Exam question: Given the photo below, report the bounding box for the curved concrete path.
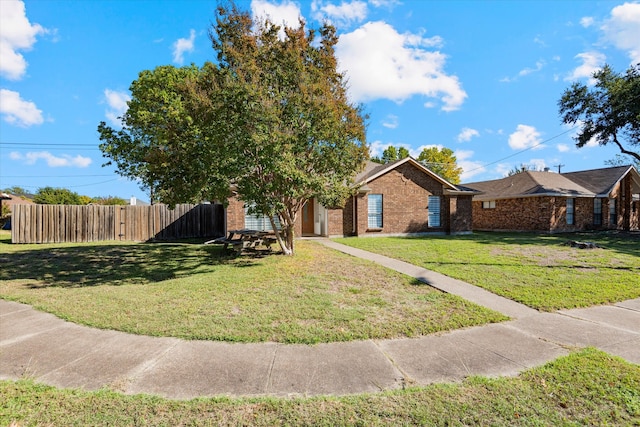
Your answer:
[1,240,639,399]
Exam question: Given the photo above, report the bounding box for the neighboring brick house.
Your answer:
[463,165,640,232]
[226,157,478,237]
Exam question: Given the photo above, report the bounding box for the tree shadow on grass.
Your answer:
[0,240,269,289]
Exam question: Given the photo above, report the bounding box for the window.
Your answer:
[368,194,383,228]
[244,207,280,231]
[428,195,441,227]
[593,198,602,225]
[609,198,616,226]
[566,198,574,225]
[482,200,496,209]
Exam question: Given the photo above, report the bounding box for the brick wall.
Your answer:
[472,194,637,232]
[473,197,553,232]
[226,196,245,231]
[449,195,473,233]
[354,162,447,235]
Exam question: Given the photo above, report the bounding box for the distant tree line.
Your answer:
[1,186,128,206]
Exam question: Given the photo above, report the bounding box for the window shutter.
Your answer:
[428,196,441,227]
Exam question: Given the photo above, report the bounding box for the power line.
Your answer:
[464,126,577,174]
[1,174,113,178]
[0,142,98,147]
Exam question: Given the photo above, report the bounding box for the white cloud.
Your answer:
[103,89,130,126]
[251,0,303,33]
[564,51,606,84]
[508,124,544,150]
[369,0,400,8]
[10,151,92,168]
[557,143,571,152]
[518,60,545,76]
[456,149,485,181]
[528,158,547,171]
[580,16,594,28]
[311,0,368,26]
[382,114,398,129]
[336,21,465,111]
[601,2,640,63]
[457,127,479,142]
[0,88,43,127]
[0,0,47,80]
[172,29,195,64]
[495,163,512,177]
[367,140,387,157]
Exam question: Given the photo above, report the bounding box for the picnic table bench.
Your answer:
[205,229,278,254]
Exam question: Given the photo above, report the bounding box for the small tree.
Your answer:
[506,163,544,176]
[417,147,462,184]
[373,145,410,164]
[2,186,29,197]
[34,187,84,205]
[91,196,128,205]
[559,63,640,162]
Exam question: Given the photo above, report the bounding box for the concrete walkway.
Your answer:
[1,240,639,399]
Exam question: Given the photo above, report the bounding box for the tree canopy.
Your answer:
[371,145,410,164]
[558,63,640,162]
[416,147,462,184]
[98,3,368,255]
[33,187,84,205]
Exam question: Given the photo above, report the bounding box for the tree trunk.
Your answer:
[270,216,293,255]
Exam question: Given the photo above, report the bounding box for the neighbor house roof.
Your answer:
[355,157,479,195]
[562,165,640,196]
[464,165,640,201]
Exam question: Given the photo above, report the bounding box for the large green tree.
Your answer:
[98,64,229,205]
[98,4,367,255]
[417,147,462,184]
[558,63,640,162]
[206,5,367,254]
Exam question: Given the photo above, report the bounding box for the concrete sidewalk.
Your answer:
[1,241,639,399]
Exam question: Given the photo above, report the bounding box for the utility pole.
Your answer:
[554,164,565,173]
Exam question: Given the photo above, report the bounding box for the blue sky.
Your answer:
[1,0,639,201]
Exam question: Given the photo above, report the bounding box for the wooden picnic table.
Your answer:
[205,229,277,254]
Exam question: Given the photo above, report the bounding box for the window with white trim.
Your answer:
[428,195,441,227]
[566,198,574,225]
[244,206,280,231]
[482,200,496,209]
[368,194,383,229]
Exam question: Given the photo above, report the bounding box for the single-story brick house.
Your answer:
[226,157,479,237]
[463,165,640,232]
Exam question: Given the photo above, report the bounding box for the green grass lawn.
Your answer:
[2,349,638,426]
[0,231,504,343]
[335,231,640,311]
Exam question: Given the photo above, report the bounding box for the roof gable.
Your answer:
[356,157,460,191]
[562,165,640,196]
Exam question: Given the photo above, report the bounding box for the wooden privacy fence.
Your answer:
[11,203,224,244]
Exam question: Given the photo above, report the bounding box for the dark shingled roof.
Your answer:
[463,165,640,201]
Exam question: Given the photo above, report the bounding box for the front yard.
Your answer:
[335,231,640,311]
[0,231,504,344]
